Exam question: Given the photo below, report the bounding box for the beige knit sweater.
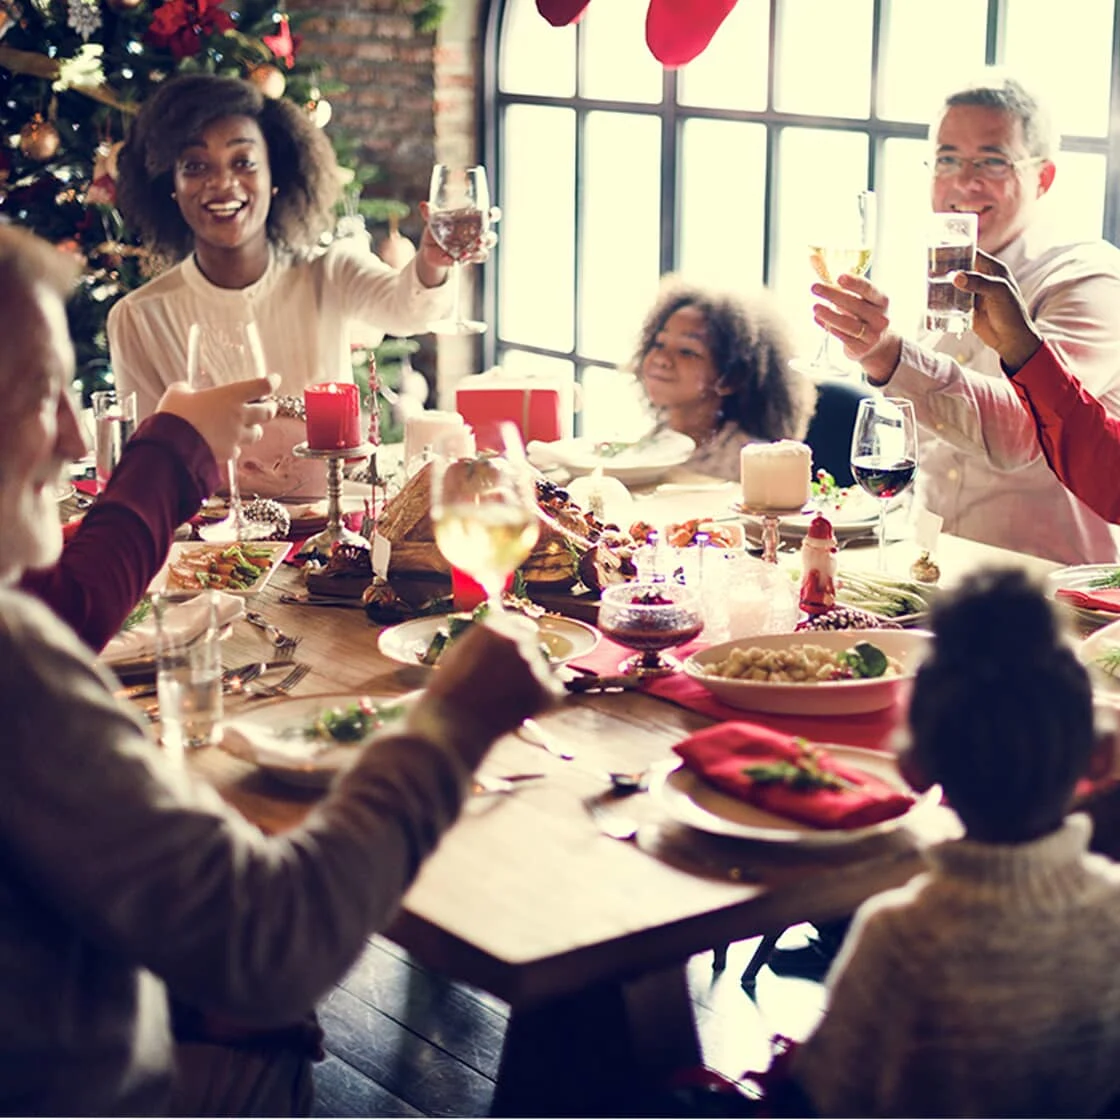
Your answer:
[793,815,1120,1117]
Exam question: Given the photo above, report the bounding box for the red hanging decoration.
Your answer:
[535,0,592,27]
[262,12,300,70]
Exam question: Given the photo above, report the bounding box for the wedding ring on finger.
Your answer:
[853,321,867,341]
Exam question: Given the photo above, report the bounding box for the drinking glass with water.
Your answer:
[926,211,978,336]
[92,390,137,486]
[153,590,224,764]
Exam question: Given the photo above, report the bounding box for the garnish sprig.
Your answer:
[743,740,858,792]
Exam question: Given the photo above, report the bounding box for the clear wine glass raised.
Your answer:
[427,163,491,335]
[807,189,876,376]
[187,320,274,543]
[430,434,539,617]
[849,396,918,570]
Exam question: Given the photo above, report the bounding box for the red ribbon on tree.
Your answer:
[262,12,301,70]
[535,0,740,67]
[146,0,234,60]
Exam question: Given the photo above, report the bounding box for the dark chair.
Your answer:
[803,378,873,488]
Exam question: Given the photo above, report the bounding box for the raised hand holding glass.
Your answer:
[427,164,491,335]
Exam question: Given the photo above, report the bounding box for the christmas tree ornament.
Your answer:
[262,11,300,69]
[247,62,285,99]
[66,0,101,40]
[19,114,60,160]
[305,91,332,128]
[376,214,417,269]
[105,0,143,11]
[240,498,292,540]
[145,0,232,60]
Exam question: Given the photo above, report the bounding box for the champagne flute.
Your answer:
[427,164,491,335]
[849,396,918,570]
[187,320,275,543]
[430,434,539,617]
[807,190,876,376]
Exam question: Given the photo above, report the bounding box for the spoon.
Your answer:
[606,770,648,795]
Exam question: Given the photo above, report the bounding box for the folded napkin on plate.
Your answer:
[1056,587,1120,613]
[100,591,244,666]
[673,722,914,830]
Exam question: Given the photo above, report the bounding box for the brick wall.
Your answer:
[289,0,485,399]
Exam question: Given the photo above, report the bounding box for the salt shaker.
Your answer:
[799,514,837,616]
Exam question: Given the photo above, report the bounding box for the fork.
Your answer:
[244,610,301,654]
[239,662,311,700]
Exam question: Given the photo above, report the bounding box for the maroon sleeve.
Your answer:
[20,413,220,651]
[1010,341,1120,524]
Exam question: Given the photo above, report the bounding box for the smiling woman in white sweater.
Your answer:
[107,74,474,498]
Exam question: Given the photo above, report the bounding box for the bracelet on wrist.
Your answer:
[272,395,306,422]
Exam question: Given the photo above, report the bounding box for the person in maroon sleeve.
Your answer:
[952,251,1120,524]
[20,375,278,651]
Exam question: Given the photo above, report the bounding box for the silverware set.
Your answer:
[244,610,302,653]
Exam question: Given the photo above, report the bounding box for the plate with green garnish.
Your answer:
[221,691,418,787]
[1047,564,1120,630]
[1078,618,1120,706]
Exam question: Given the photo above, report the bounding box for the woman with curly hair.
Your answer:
[631,276,822,481]
[108,73,474,498]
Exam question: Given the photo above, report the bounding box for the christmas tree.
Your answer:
[0,0,426,439]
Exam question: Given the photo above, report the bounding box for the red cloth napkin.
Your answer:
[1056,587,1120,613]
[572,637,903,752]
[674,721,915,830]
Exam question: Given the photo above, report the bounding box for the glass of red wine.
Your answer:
[849,396,918,570]
[427,164,490,335]
[597,581,704,677]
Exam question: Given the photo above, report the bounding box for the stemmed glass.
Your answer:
[187,320,275,543]
[430,430,539,617]
[427,164,491,335]
[849,396,918,570]
[597,581,704,677]
[807,189,876,376]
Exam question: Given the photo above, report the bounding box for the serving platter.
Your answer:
[528,430,696,487]
[649,751,943,848]
[735,489,891,542]
[149,541,290,600]
[221,691,417,789]
[378,612,600,667]
[683,628,931,715]
[1047,563,1120,630]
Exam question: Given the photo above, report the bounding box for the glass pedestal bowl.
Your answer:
[597,581,704,677]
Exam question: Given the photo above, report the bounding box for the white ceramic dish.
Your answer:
[736,490,892,542]
[528,430,696,487]
[221,691,416,789]
[149,541,289,600]
[649,750,941,847]
[378,612,600,667]
[1047,564,1120,630]
[55,480,77,503]
[683,628,931,715]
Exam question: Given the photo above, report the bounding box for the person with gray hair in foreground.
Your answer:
[0,223,558,1115]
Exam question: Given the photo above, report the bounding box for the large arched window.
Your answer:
[480,0,1120,438]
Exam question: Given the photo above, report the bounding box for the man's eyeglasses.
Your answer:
[926,154,1044,181]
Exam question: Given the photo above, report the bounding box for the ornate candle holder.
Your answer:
[733,503,806,564]
[293,440,373,559]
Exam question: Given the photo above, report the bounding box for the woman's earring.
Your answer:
[271,187,278,197]
[170,191,177,200]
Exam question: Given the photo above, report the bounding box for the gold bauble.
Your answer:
[19,115,60,161]
[306,96,332,128]
[247,63,286,100]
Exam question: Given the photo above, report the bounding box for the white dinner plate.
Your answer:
[221,691,417,788]
[735,489,889,542]
[378,612,600,667]
[1079,617,1120,705]
[55,480,77,503]
[1047,564,1120,631]
[649,750,942,847]
[528,430,696,487]
[149,541,290,600]
[683,628,931,715]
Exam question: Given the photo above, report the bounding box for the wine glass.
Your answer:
[849,396,918,570]
[430,436,539,618]
[187,320,275,543]
[427,164,491,335]
[597,581,704,677]
[807,190,876,376]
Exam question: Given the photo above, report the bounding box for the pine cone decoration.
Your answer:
[241,498,291,540]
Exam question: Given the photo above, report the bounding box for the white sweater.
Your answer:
[107,240,450,418]
[793,814,1120,1117]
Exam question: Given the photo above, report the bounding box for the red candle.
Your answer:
[304,382,361,450]
[451,565,514,611]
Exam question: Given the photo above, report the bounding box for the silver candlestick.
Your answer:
[293,440,373,559]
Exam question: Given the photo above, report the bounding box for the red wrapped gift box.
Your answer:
[455,369,573,452]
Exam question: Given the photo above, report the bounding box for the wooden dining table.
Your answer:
[170,485,1065,1117]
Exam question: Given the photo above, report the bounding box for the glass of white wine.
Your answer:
[427,163,491,335]
[431,434,539,617]
[807,189,876,376]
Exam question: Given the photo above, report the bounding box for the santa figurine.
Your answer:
[799,514,838,616]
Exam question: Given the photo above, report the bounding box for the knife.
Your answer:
[563,673,645,694]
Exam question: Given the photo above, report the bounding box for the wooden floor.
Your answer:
[311,927,827,1118]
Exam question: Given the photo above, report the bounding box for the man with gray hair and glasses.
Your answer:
[810,69,1120,566]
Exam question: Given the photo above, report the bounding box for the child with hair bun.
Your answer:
[786,567,1120,1117]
